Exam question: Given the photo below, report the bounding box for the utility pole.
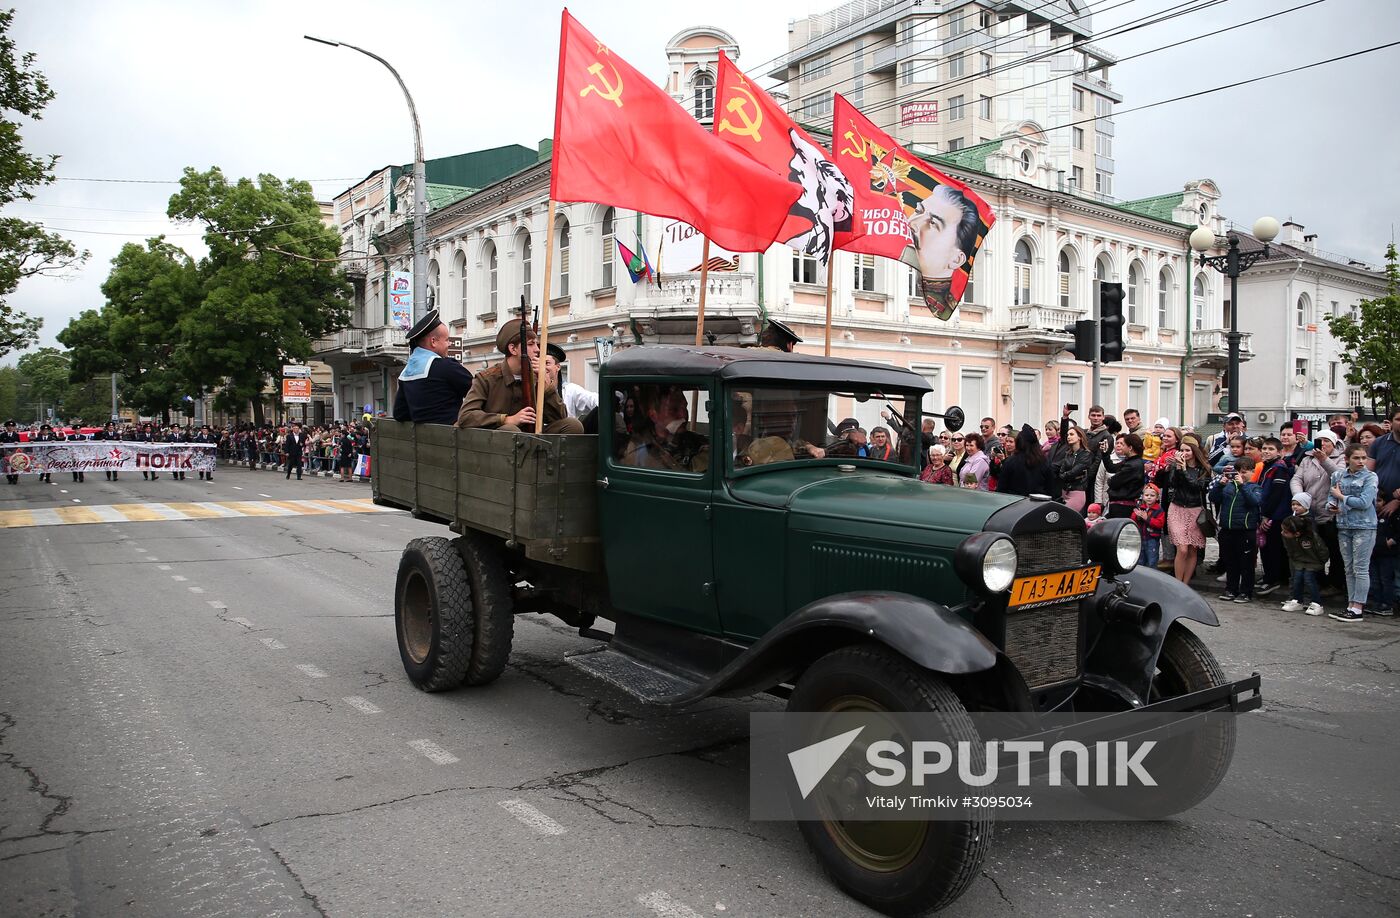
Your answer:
[1091,282,1102,406]
[110,373,118,422]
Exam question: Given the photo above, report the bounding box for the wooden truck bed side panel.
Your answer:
[372,421,601,572]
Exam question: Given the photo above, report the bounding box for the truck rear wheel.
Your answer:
[453,533,514,686]
[788,645,991,916]
[395,537,473,691]
[1081,623,1237,818]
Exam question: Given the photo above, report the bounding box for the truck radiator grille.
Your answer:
[1004,527,1087,688]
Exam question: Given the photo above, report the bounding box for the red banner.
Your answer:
[832,94,996,320]
[550,11,799,253]
[1,442,216,475]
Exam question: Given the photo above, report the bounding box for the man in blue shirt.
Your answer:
[391,309,474,425]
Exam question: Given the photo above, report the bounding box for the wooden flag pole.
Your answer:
[694,237,712,347]
[823,257,836,357]
[533,200,557,429]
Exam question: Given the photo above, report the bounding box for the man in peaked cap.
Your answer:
[454,318,582,434]
[391,308,474,425]
[757,319,802,353]
[1,420,20,484]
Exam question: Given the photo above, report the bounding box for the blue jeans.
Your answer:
[1338,528,1377,606]
[1139,536,1160,569]
[1370,553,1398,608]
[1290,569,1321,605]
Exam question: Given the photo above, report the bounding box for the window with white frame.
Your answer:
[1071,165,1084,189]
[948,95,965,121]
[900,60,915,86]
[1193,274,1207,330]
[1296,292,1310,327]
[1159,379,1177,419]
[455,249,468,319]
[1094,96,1111,117]
[427,259,440,311]
[487,242,498,314]
[1095,132,1112,157]
[1014,239,1032,306]
[519,234,532,307]
[949,10,965,36]
[907,267,918,299]
[1157,267,1172,329]
[1094,254,1111,316]
[853,253,876,292]
[693,72,714,120]
[800,54,831,80]
[979,95,992,120]
[1074,89,1084,111]
[556,218,571,298]
[948,137,964,152]
[801,92,833,119]
[949,53,965,78]
[1058,249,1073,309]
[1330,361,1339,390]
[1073,127,1084,149]
[981,52,993,72]
[601,208,615,289]
[960,367,989,421]
[1094,172,1112,196]
[964,260,976,303]
[1295,358,1308,383]
[793,251,819,285]
[1127,261,1143,324]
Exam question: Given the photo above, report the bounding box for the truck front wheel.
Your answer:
[788,645,991,916]
[395,537,474,691]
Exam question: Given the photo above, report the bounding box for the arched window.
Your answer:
[426,259,440,312]
[1127,261,1144,324]
[1093,254,1112,314]
[486,241,498,314]
[454,250,468,320]
[601,208,615,288]
[1193,274,1207,330]
[1296,292,1311,328]
[693,71,714,121]
[1157,267,1172,330]
[556,217,571,298]
[1013,239,1032,306]
[517,231,532,307]
[1057,248,1074,309]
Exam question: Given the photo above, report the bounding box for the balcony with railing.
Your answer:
[642,272,756,310]
[1189,328,1254,369]
[1008,305,1086,332]
[311,328,365,357]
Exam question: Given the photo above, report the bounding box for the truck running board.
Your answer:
[566,647,703,705]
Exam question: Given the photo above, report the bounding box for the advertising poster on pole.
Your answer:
[389,271,413,329]
[282,378,312,404]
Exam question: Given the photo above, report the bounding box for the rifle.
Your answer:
[518,295,534,432]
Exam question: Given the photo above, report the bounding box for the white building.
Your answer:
[1224,221,1387,431]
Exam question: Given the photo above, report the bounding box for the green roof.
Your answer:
[425,182,475,211]
[928,139,1001,172]
[1115,192,1185,224]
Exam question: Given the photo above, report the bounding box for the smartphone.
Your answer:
[1292,420,1309,437]
[1066,403,1079,412]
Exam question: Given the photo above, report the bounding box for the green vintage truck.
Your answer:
[372,345,1260,915]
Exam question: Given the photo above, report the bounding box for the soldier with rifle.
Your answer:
[455,298,583,434]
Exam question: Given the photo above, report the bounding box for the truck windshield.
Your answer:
[728,385,921,472]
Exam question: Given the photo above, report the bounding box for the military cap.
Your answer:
[404,308,443,347]
[495,318,537,355]
[3,419,14,426]
[545,342,567,363]
[834,417,860,438]
[760,318,803,349]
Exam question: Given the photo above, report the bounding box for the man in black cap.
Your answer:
[454,318,583,434]
[1,420,19,484]
[36,422,58,482]
[757,319,802,353]
[391,308,474,425]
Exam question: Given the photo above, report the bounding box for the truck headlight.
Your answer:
[955,532,1019,595]
[1087,518,1142,575]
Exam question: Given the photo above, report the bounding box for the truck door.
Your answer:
[599,380,720,635]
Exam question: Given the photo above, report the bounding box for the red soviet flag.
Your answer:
[831,94,996,320]
[551,12,799,253]
[711,51,866,266]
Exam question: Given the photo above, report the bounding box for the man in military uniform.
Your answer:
[757,319,802,353]
[66,424,87,482]
[392,308,474,424]
[2,419,20,484]
[93,421,121,481]
[36,423,58,483]
[455,319,584,434]
[194,424,217,480]
[825,418,870,459]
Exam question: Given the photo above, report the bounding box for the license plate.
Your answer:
[1008,565,1102,610]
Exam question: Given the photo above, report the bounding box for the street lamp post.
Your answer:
[305,35,428,324]
[1189,217,1280,416]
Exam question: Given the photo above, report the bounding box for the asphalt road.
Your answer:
[1,466,1396,917]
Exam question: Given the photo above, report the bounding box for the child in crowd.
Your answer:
[1369,495,1398,616]
[1085,503,1104,528]
[1209,458,1261,603]
[1132,484,1166,568]
[961,472,980,490]
[1280,493,1328,616]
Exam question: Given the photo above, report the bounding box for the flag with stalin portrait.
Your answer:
[712,51,876,267]
[550,11,800,253]
[832,94,996,320]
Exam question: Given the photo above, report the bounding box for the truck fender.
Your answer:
[1082,565,1219,704]
[708,591,999,698]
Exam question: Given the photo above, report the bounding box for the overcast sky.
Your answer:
[4,0,1397,362]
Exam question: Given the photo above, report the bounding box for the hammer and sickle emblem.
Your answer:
[581,61,623,108]
[717,84,763,142]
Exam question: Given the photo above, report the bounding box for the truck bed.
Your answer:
[372,421,601,572]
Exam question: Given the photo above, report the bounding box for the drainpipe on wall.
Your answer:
[1181,242,1192,422]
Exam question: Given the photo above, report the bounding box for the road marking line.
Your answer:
[343,696,381,715]
[157,564,172,571]
[229,617,256,629]
[0,497,398,529]
[258,493,273,498]
[259,638,287,650]
[637,891,703,918]
[498,800,567,836]
[264,499,330,515]
[132,546,146,552]
[60,489,67,493]
[232,486,243,490]
[0,510,34,528]
[188,586,204,594]
[161,501,226,519]
[297,663,328,679]
[408,739,458,765]
[171,575,187,582]
[53,506,103,524]
[70,498,81,503]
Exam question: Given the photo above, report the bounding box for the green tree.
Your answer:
[0,364,18,419]
[167,167,349,423]
[1326,242,1400,415]
[61,373,115,425]
[0,8,86,356]
[15,345,69,419]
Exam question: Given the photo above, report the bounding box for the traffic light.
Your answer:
[1099,282,1125,363]
[1063,320,1096,362]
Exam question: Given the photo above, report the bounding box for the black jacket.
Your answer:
[996,453,1057,497]
[283,432,305,460]
[1052,447,1093,495]
[1105,453,1147,503]
[1163,464,1210,509]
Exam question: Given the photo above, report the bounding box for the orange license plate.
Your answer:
[1008,565,1102,610]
